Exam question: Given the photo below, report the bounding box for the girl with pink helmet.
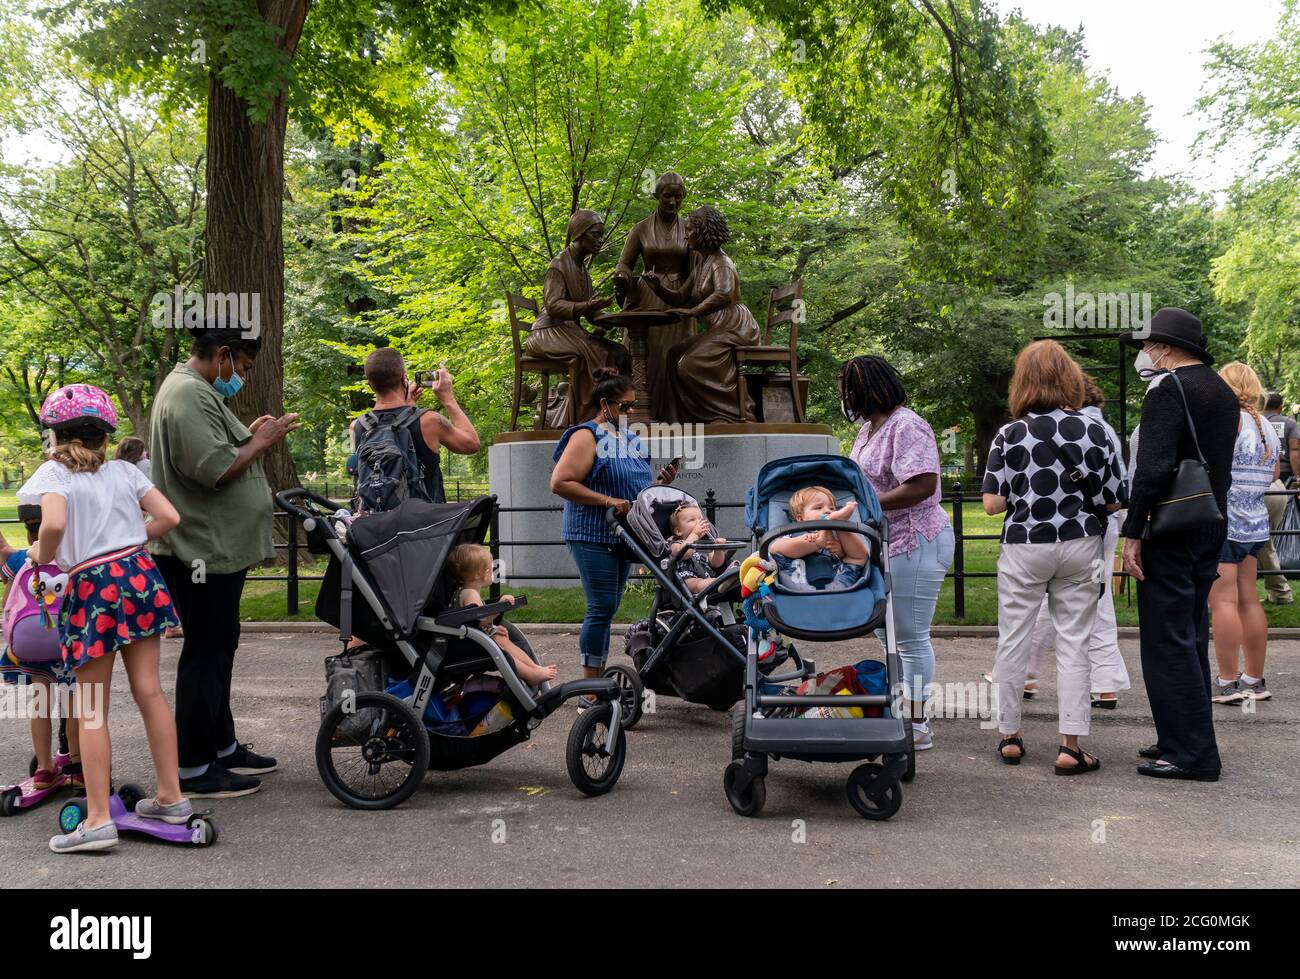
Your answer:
[19,384,189,852]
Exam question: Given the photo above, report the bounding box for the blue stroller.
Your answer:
[726,455,913,820]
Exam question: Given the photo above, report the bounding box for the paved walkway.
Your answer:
[3,634,1297,887]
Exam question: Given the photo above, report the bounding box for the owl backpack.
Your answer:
[3,561,68,664]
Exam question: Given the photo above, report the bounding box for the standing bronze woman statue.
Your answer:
[525,209,631,427]
[643,205,759,423]
[614,172,693,421]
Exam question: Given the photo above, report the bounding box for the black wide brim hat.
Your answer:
[1119,306,1213,365]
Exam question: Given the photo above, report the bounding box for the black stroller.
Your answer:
[277,489,627,810]
[604,485,783,728]
[726,455,913,821]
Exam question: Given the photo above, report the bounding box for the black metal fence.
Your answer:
[6,486,1296,620]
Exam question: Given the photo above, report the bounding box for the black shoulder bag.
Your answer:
[1145,372,1224,539]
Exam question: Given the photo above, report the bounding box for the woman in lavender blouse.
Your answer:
[842,356,955,752]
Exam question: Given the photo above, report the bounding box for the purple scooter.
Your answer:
[0,749,74,816]
[56,783,219,847]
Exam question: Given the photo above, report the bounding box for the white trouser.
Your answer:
[994,537,1102,737]
[1025,517,1130,692]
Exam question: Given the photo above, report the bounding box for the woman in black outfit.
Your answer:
[1120,308,1239,781]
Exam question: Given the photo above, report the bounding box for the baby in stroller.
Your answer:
[768,486,868,591]
[447,544,557,686]
[668,502,739,594]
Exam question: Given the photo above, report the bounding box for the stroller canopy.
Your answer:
[626,484,703,560]
[346,496,494,636]
[745,454,883,537]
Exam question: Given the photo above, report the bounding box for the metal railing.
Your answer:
[6,486,1296,619]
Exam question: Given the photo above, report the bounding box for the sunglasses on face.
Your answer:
[608,400,636,412]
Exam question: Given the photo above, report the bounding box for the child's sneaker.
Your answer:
[135,796,194,824]
[1211,677,1244,704]
[1239,676,1271,701]
[31,768,60,791]
[49,820,118,853]
[911,718,934,751]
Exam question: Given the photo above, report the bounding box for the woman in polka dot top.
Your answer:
[981,341,1124,776]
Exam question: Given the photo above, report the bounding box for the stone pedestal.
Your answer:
[488,424,841,587]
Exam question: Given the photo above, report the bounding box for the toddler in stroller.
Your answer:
[768,486,868,591]
[605,485,779,729]
[726,455,914,821]
[277,489,626,810]
[667,500,739,594]
[447,543,557,686]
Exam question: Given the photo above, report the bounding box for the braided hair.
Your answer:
[1219,361,1273,462]
[838,355,907,422]
[687,206,730,250]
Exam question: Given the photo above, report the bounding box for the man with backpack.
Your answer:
[350,348,480,511]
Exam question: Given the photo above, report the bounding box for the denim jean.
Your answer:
[567,540,632,669]
[875,527,954,705]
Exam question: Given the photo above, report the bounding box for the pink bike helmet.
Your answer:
[39,384,118,433]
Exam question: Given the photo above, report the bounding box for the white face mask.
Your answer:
[1134,346,1163,379]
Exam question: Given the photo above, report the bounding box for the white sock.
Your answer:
[1241,674,1261,685]
[1216,676,1236,687]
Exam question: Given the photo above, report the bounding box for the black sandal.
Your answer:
[1055,745,1101,776]
[1091,695,1118,709]
[997,736,1025,765]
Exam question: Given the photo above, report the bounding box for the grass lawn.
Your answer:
[6,488,1297,627]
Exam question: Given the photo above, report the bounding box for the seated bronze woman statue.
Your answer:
[525,208,631,427]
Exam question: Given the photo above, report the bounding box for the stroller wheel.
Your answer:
[566,704,626,796]
[730,704,747,761]
[845,763,902,821]
[723,762,766,817]
[601,663,644,730]
[316,691,430,811]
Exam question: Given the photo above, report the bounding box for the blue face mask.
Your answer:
[212,350,243,399]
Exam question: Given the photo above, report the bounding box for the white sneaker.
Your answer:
[911,718,934,751]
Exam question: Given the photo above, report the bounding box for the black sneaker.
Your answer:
[180,767,262,798]
[214,742,278,775]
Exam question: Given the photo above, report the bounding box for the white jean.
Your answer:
[1025,517,1130,692]
[994,537,1104,737]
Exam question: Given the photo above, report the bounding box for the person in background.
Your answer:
[1209,363,1280,705]
[1120,308,1238,782]
[982,341,1124,775]
[348,348,481,504]
[150,322,299,798]
[114,436,150,479]
[1014,376,1130,708]
[1260,391,1298,604]
[843,355,953,753]
[550,368,677,702]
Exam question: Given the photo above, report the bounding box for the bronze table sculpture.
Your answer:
[614,172,693,421]
[524,209,631,427]
[643,205,759,423]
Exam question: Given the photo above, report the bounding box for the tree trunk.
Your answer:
[203,0,310,501]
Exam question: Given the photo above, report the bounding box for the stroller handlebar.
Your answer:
[756,519,881,560]
[276,487,347,520]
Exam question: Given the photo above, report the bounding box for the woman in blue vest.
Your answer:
[551,367,677,696]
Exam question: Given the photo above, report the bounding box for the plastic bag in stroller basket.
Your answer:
[322,646,387,737]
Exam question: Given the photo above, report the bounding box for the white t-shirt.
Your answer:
[17,460,155,570]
